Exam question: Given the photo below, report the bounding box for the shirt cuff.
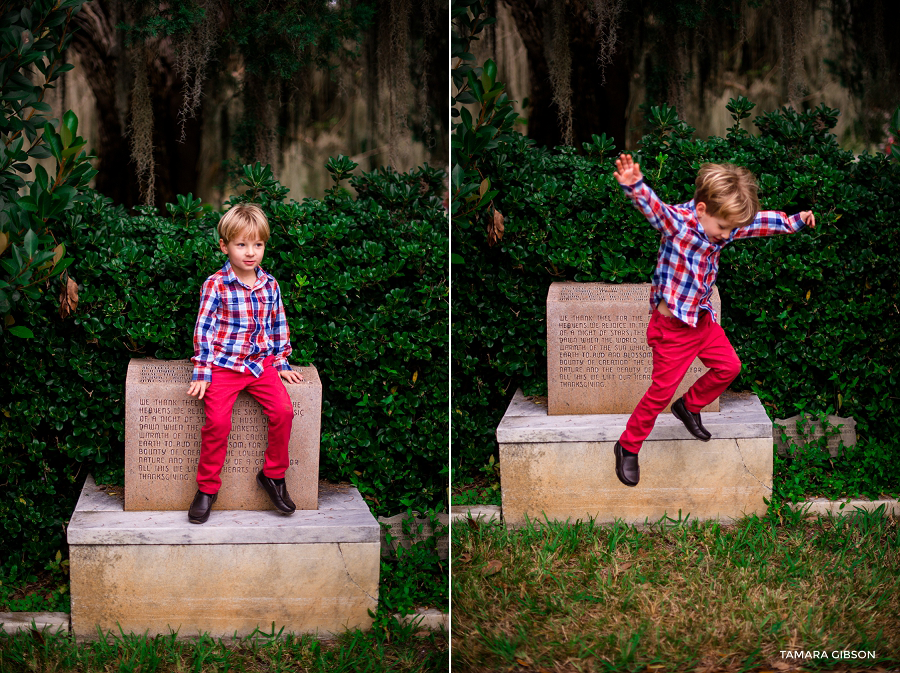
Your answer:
[192,366,212,383]
[789,213,805,232]
[275,360,293,372]
[619,178,644,193]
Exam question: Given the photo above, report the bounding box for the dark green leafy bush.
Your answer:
[0,0,93,334]
[0,162,448,586]
[452,96,900,501]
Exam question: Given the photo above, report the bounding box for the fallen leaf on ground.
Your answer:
[482,559,502,577]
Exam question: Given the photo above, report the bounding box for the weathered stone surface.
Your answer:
[788,498,900,517]
[394,608,448,631]
[378,512,449,559]
[546,283,721,415]
[68,476,380,640]
[70,543,378,640]
[0,612,68,636]
[125,359,321,511]
[450,505,501,524]
[774,414,856,457]
[498,389,771,526]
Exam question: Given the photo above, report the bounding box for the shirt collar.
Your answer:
[689,200,726,248]
[221,261,273,289]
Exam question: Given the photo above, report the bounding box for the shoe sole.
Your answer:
[256,472,297,514]
[614,444,639,487]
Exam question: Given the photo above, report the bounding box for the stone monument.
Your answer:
[125,359,321,511]
[546,283,720,414]
[69,358,382,639]
[496,282,772,525]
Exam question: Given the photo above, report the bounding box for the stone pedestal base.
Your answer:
[68,476,379,640]
[497,390,773,526]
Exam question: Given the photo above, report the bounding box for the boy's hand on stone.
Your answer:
[614,153,643,186]
[800,211,816,228]
[280,369,304,384]
[187,380,209,400]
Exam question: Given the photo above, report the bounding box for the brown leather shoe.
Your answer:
[672,397,711,441]
[188,490,217,524]
[256,470,296,514]
[614,441,639,487]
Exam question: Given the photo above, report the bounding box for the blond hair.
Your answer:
[694,163,760,226]
[217,203,270,243]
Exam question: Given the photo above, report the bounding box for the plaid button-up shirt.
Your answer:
[191,261,293,382]
[621,178,806,327]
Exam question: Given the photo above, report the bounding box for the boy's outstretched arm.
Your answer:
[731,209,816,240]
[613,153,684,237]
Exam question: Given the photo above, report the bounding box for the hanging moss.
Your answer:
[128,44,156,206]
[172,0,220,142]
[588,0,624,86]
[544,0,573,145]
[377,0,413,167]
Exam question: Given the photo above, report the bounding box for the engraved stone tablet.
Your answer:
[547,283,721,415]
[125,359,321,511]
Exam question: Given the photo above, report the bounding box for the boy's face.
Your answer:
[219,229,266,273]
[695,202,738,244]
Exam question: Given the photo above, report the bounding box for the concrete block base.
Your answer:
[497,390,773,526]
[68,476,379,640]
[0,612,69,636]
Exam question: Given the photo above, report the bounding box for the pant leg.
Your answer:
[197,366,245,494]
[682,321,742,412]
[619,311,706,453]
[244,358,294,479]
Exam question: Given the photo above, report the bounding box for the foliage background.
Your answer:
[1,163,448,606]
[1,1,448,617]
[452,20,900,502]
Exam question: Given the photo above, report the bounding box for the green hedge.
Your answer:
[452,99,900,499]
[0,164,448,580]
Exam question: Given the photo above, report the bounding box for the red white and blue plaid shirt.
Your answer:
[191,261,293,382]
[621,178,806,327]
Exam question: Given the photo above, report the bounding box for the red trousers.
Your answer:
[619,309,741,453]
[197,355,294,494]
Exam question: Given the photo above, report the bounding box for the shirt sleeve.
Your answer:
[730,210,805,240]
[620,179,685,237]
[270,281,293,372]
[191,278,220,383]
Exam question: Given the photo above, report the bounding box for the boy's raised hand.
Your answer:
[187,380,209,400]
[800,211,816,228]
[614,153,643,186]
[280,369,304,384]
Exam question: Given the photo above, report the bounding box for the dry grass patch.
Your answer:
[452,507,899,672]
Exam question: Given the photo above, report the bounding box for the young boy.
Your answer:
[186,203,304,523]
[611,154,815,487]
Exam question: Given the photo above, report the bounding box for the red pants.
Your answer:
[619,309,741,453]
[197,355,293,494]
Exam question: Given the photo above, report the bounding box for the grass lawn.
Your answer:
[0,619,448,672]
[451,505,899,672]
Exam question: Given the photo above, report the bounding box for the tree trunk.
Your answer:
[503,0,635,151]
[72,0,201,211]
